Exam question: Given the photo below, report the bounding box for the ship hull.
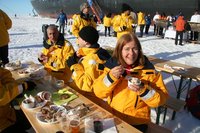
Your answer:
[31,0,200,19]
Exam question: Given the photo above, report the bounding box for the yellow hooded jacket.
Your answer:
[113,13,134,39]
[137,12,146,25]
[41,39,75,83]
[103,16,112,27]
[69,47,110,92]
[93,57,168,125]
[0,9,12,47]
[72,14,96,37]
[0,68,22,131]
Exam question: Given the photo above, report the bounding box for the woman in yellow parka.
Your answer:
[0,9,12,67]
[93,33,168,132]
[38,25,75,84]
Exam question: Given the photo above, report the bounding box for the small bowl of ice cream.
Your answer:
[128,77,141,88]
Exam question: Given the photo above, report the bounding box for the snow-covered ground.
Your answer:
[8,16,200,133]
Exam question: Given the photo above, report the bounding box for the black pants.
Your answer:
[132,124,148,133]
[59,23,65,35]
[0,45,9,65]
[105,26,111,36]
[190,31,199,41]
[175,31,183,45]
[153,24,157,35]
[139,25,145,37]
[2,109,31,133]
[145,25,150,34]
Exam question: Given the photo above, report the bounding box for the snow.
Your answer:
[8,16,200,133]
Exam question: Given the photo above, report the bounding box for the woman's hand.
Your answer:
[128,83,145,93]
[110,65,124,79]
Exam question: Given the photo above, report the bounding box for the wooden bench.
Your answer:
[147,122,172,133]
[156,95,186,125]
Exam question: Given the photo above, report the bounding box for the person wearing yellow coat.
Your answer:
[66,26,111,92]
[112,4,134,39]
[137,11,146,37]
[0,67,36,132]
[38,25,75,84]
[0,9,12,67]
[103,13,112,37]
[71,3,96,38]
[93,33,168,132]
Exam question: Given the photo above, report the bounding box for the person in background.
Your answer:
[103,13,112,37]
[112,3,134,39]
[111,13,120,37]
[174,14,186,46]
[38,25,75,85]
[190,10,200,41]
[56,9,67,35]
[152,11,160,35]
[0,67,36,133]
[0,9,12,67]
[130,11,138,34]
[159,12,167,37]
[166,14,175,29]
[93,33,168,132]
[66,26,111,92]
[137,11,146,37]
[71,2,96,38]
[145,13,151,34]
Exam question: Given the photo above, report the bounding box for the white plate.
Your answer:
[36,112,60,124]
[22,101,47,110]
[5,62,22,71]
[36,105,66,124]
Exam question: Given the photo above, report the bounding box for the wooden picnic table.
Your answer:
[11,64,141,133]
[148,56,200,120]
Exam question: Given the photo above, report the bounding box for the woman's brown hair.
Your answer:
[112,33,145,67]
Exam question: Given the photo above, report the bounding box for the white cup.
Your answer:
[128,77,141,88]
[22,98,35,108]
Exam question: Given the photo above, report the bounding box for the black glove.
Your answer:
[122,26,127,31]
[23,81,36,91]
[66,55,78,68]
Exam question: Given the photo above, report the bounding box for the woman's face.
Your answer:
[122,40,139,66]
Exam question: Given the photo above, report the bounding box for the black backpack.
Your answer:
[184,22,191,31]
[186,85,200,119]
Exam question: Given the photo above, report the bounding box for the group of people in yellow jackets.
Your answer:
[102,3,146,39]
[38,3,168,132]
[1,3,168,133]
